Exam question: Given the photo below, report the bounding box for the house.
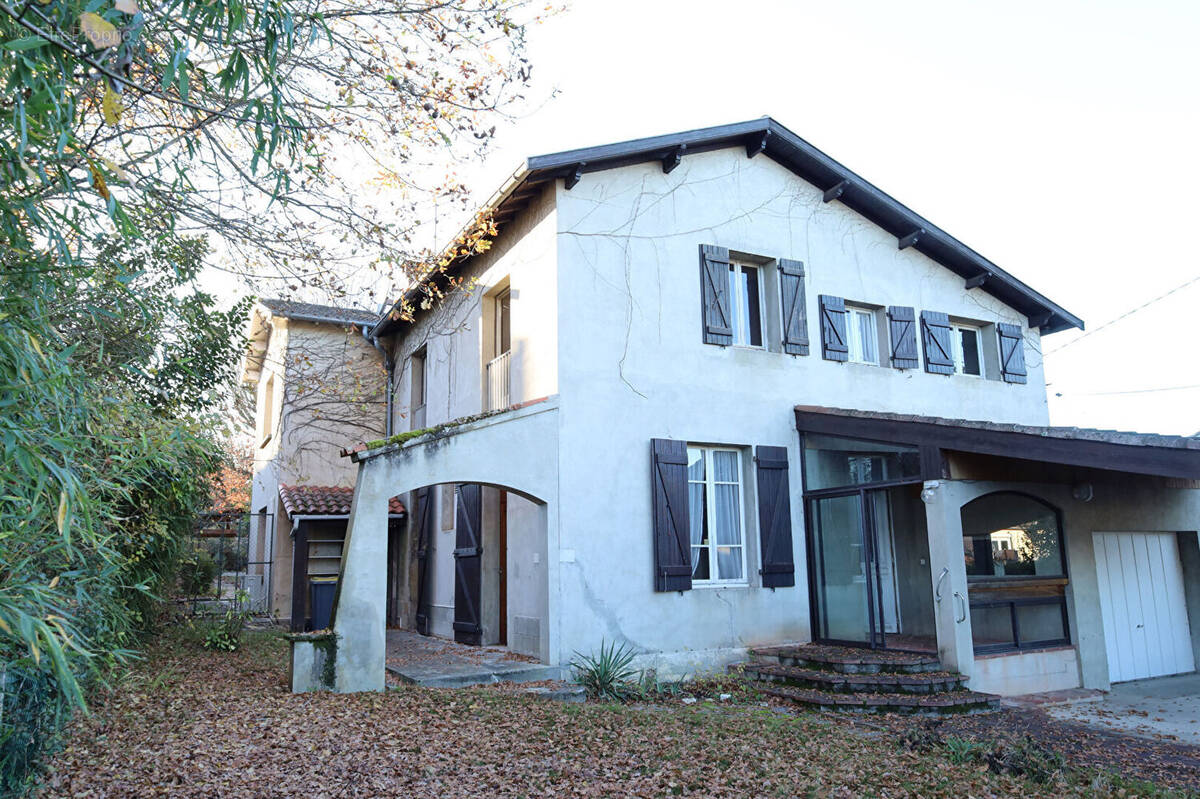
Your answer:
[241,299,406,628]
[312,118,1200,698]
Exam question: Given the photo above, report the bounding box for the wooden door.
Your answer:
[498,491,508,646]
[413,487,433,636]
[453,484,483,645]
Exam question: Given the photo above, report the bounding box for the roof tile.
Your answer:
[279,484,406,517]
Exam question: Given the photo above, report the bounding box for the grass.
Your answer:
[35,629,1199,798]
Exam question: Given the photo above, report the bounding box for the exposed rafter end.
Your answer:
[1029,312,1055,330]
[662,144,686,174]
[564,162,586,190]
[898,228,925,250]
[745,129,771,158]
[823,179,851,203]
[965,272,990,289]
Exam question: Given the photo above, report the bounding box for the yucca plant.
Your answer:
[570,640,640,701]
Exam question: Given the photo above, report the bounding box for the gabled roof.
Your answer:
[260,298,379,327]
[375,117,1083,337]
[794,406,1200,480]
[279,484,406,517]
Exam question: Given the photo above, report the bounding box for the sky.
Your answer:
[440,0,1197,435]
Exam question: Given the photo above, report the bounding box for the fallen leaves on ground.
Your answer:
[38,633,1198,798]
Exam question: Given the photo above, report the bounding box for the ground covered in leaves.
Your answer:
[39,632,1199,798]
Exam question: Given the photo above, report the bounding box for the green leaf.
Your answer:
[3,36,51,50]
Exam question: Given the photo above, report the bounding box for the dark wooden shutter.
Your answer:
[778,259,809,355]
[920,311,955,374]
[699,244,733,346]
[887,306,919,369]
[819,295,848,361]
[651,438,692,592]
[755,446,795,589]
[997,322,1028,384]
[452,483,483,645]
[413,487,434,636]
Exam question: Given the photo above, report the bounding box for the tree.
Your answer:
[2,0,540,297]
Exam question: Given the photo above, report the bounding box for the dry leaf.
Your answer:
[114,0,139,13]
[56,490,68,533]
[90,166,110,200]
[80,12,120,49]
[102,85,123,125]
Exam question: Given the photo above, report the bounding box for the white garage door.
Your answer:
[1093,532,1195,684]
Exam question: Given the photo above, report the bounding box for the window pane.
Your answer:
[688,482,706,548]
[716,545,743,581]
[961,493,1064,578]
[1015,601,1067,644]
[743,267,762,347]
[712,450,738,482]
[728,266,744,345]
[713,483,742,546]
[857,311,877,364]
[803,434,921,490]
[959,328,981,375]
[691,546,710,580]
[687,447,705,482]
[970,604,1015,650]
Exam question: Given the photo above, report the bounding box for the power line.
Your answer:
[1055,383,1200,398]
[1045,273,1200,355]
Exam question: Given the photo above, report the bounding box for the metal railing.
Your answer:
[486,350,511,410]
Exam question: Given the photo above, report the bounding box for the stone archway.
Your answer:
[328,399,559,692]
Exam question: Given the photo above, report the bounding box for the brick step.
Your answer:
[755,682,1001,716]
[751,644,941,674]
[734,662,967,695]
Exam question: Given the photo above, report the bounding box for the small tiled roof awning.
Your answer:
[794,406,1200,481]
[279,484,406,518]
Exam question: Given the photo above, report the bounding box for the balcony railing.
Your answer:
[486,350,511,411]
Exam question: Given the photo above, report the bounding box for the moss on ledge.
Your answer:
[362,406,513,451]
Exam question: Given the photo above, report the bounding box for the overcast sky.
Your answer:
[440,0,1196,434]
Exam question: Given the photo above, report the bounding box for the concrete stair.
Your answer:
[732,644,1000,715]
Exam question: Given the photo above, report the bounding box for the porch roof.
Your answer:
[279,484,406,518]
[794,406,1200,481]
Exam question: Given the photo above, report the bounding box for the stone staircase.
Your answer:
[731,644,1001,715]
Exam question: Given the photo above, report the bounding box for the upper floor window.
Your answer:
[410,347,427,430]
[845,306,879,365]
[951,323,983,377]
[727,262,763,348]
[687,446,748,584]
[494,288,511,359]
[260,375,276,446]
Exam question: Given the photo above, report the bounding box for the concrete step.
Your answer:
[751,644,942,674]
[734,662,967,695]
[755,682,1002,715]
[386,661,565,689]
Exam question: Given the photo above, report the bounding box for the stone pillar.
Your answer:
[921,480,974,677]
[331,463,389,692]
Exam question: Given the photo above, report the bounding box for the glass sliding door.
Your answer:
[810,493,874,645]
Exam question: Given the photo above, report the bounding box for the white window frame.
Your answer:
[727,261,765,349]
[845,306,879,365]
[951,322,984,377]
[687,445,750,586]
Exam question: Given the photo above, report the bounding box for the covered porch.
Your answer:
[795,406,1200,697]
[317,397,561,693]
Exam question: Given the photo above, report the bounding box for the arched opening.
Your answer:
[387,480,550,671]
[959,491,1070,654]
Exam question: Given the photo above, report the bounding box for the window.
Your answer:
[260,375,276,446]
[951,323,983,377]
[410,347,427,430]
[493,289,511,358]
[960,492,1070,653]
[686,446,748,583]
[845,307,879,365]
[802,434,921,491]
[726,262,763,347]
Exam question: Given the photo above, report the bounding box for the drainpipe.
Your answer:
[362,325,395,437]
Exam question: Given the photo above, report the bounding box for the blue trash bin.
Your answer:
[309,576,337,631]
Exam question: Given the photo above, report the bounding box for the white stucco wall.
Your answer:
[547,147,1054,669]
